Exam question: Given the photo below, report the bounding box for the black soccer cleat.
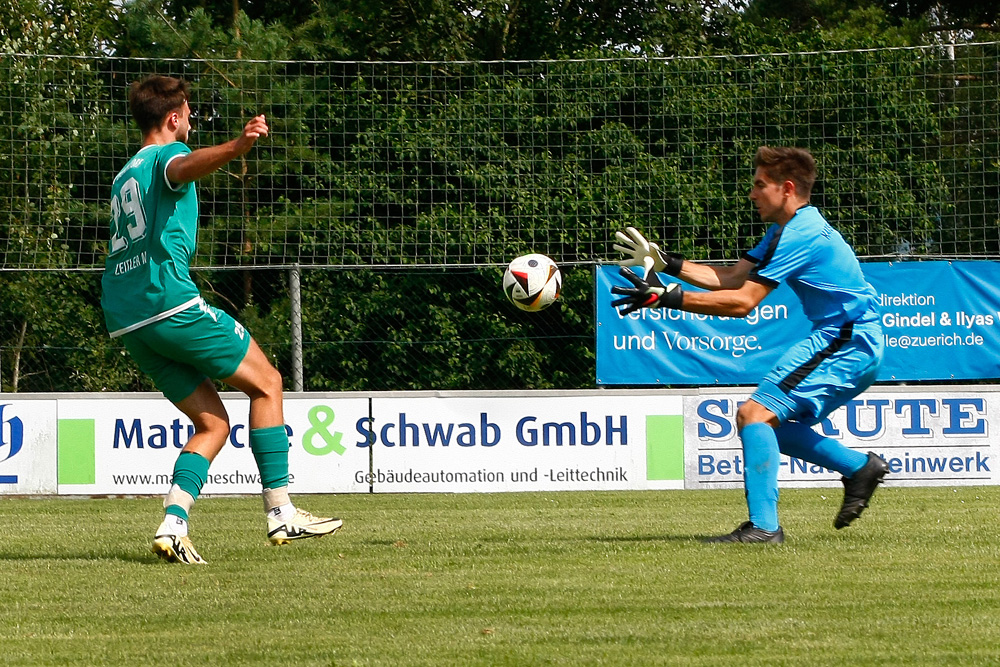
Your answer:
[835,452,889,529]
[704,520,785,544]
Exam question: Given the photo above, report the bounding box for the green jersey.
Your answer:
[101,142,202,337]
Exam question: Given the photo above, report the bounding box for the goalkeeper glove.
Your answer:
[611,267,683,315]
[613,227,684,276]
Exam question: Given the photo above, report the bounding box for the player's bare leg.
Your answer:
[153,379,231,564]
[223,340,342,544]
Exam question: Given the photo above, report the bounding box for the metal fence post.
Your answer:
[289,264,304,392]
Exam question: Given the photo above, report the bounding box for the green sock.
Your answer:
[250,425,290,489]
[165,451,210,520]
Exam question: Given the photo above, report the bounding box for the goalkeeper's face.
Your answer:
[749,167,788,224]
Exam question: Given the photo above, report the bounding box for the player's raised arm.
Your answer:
[167,114,269,185]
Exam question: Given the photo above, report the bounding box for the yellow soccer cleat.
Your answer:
[152,534,207,564]
[267,508,343,545]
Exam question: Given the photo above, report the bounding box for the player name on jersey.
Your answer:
[113,250,148,276]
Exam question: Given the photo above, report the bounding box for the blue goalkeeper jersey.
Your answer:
[101,142,201,337]
[744,205,878,327]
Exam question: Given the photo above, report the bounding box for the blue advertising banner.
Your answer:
[596,261,1000,385]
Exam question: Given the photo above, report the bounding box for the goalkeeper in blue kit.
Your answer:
[101,75,342,564]
[612,146,889,543]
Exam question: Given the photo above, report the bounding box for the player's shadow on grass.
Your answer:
[587,534,704,544]
[0,550,161,564]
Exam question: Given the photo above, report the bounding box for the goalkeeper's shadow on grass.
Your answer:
[586,534,705,544]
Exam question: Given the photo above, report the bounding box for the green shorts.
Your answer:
[121,298,252,403]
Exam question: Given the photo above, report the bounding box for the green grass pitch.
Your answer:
[2,487,1000,665]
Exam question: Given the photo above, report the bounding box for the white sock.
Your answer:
[157,515,188,537]
[268,503,297,522]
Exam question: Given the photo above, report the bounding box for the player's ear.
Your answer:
[164,108,180,130]
[781,179,796,197]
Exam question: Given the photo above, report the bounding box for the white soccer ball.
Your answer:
[502,253,562,312]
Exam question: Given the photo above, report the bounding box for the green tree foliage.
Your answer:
[883,0,999,26]
[118,0,472,61]
[121,0,746,61]
[744,0,999,37]
[0,0,136,392]
[299,267,592,391]
[467,0,730,59]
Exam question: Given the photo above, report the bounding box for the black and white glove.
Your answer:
[613,227,684,277]
[611,268,683,315]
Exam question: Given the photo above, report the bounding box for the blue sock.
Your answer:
[740,422,780,532]
[775,422,868,476]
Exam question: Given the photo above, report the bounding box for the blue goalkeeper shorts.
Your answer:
[751,315,883,426]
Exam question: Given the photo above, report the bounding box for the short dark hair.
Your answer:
[753,146,816,198]
[128,75,190,135]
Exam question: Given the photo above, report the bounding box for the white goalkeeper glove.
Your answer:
[613,227,684,277]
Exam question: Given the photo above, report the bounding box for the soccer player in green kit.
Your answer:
[102,75,341,564]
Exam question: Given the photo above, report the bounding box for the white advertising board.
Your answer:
[5,388,999,496]
[366,394,685,492]
[685,388,998,488]
[55,396,371,495]
[0,399,57,494]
